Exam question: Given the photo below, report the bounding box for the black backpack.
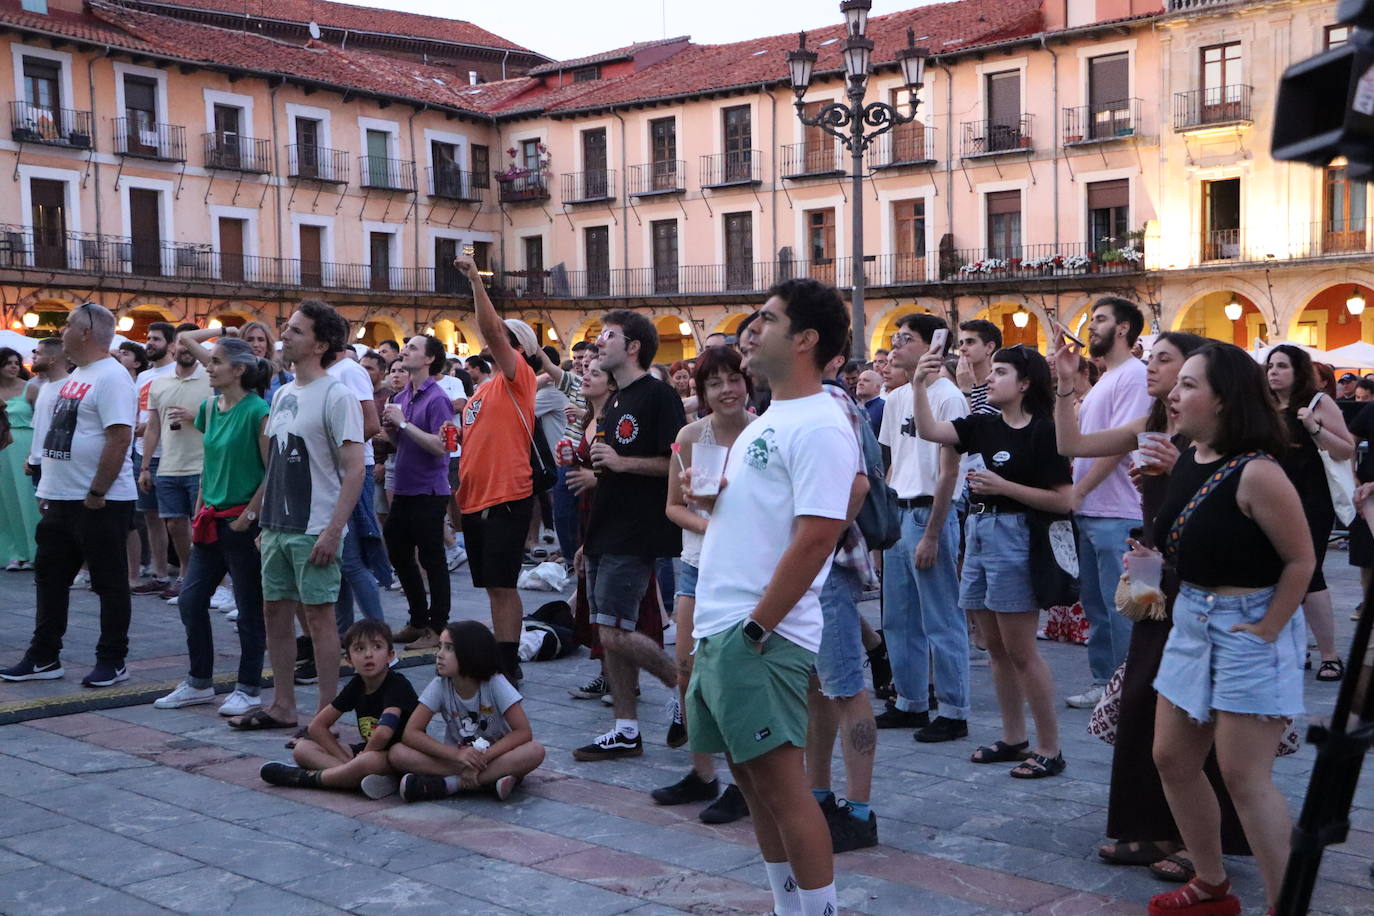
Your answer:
[823,382,901,551]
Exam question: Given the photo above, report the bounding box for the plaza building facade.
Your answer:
[0,0,1367,360]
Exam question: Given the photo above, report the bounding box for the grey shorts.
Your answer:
[587,553,653,631]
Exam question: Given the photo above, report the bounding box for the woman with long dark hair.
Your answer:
[1266,344,1354,681]
[914,345,1072,778]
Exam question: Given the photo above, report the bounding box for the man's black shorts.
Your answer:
[462,496,534,589]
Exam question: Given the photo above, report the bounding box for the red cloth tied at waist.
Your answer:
[192,504,248,545]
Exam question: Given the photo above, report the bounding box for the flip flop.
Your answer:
[1149,852,1196,883]
[226,708,296,731]
[1098,840,1181,866]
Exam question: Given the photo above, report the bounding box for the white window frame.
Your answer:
[285,102,333,149]
[714,209,755,268]
[16,164,83,268]
[290,212,335,284]
[112,62,169,126]
[425,225,496,269]
[203,88,256,138]
[975,178,1031,252]
[422,127,469,196]
[877,184,938,281]
[362,220,402,290]
[11,43,76,115]
[207,204,260,280]
[712,98,757,156]
[118,175,176,276]
[574,118,615,173]
[640,216,681,275]
[642,109,683,163]
[358,116,402,160]
[973,57,1028,125]
[1077,167,1136,252]
[792,193,848,269]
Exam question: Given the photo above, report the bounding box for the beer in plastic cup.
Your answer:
[690,443,728,496]
[1127,553,1165,605]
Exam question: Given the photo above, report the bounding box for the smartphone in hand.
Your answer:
[929,327,949,357]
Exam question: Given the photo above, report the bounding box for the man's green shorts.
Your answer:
[684,619,814,764]
[260,529,342,605]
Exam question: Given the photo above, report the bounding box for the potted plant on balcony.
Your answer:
[66,128,91,149]
[1063,253,1093,273]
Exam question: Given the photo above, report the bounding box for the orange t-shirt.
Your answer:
[457,359,535,514]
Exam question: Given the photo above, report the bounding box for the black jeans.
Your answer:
[177,519,265,693]
[384,493,451,634]
[31,499,135,665]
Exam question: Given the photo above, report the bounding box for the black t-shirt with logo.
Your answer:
[330,670,420,748]
[585,373,686,557]
[950,413,1071,512]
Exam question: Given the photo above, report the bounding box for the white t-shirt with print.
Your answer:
[692,391,860,653]
[417,674,523,747]
[436,374,466,457]
[327,357,375,466]
[37,357,137,502]
[878,379,968,499]
[261,375,364,536]
[134,362,175,458]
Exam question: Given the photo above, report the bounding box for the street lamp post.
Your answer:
[786,2,928,360]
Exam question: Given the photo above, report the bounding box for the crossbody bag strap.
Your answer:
[1163,450,1262,557]
[506,385,548,472]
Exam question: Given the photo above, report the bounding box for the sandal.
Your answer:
[1150,853,1197,883]
[1010,751,1066,779]
[1098,840,1182,866]
[1316,659,1345,682]
[1146,876,1240,916]
[970,739,1031,763]
[226,708,296,731]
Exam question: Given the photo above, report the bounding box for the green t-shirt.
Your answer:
[194,393,270,509]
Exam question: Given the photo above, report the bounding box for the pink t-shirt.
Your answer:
[1072,357,1151,519]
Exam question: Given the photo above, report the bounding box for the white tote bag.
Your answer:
[1309,393,1356,527]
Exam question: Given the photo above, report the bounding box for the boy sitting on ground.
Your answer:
[260,620,419,798]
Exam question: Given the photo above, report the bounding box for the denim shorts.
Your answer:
[1154,584,1306,723]
[674,561,699,600]
[134,453,159,512]
[958,512,1038,613]
[587,553,653,631]
[816,562,866,698]
[155,473,200,519]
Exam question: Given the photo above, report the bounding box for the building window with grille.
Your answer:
[893,199,926,281]
[986,190,1021,260]
[1087,179,1129,253]
[1200,42,1244,119]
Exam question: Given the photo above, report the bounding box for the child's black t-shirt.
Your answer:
[331,670,419,747]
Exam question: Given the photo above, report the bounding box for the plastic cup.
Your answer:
[1133,432,1166,472]
[1127,553,1165,605]
[690,443,728,496]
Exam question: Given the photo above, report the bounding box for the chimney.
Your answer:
[469,71,480,86]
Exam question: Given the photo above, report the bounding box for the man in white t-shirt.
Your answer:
[687,278,859,916]
[132,322,176,585]
[1,303,137,688]
[879,314,972,743]
[25,337,68,488]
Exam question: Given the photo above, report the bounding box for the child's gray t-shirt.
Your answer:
[417,674,522,746]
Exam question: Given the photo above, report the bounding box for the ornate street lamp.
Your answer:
[1346,286,1366,316]
[786,8,929,359]
[1224,296,1243,321]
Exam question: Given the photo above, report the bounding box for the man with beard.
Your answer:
[1064,298,1150,709]
[139,323,210,600]
[131,322,176,590]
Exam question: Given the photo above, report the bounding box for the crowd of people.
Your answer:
[0,269,1368,916]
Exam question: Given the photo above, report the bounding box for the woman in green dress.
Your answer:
[0,347,40,570]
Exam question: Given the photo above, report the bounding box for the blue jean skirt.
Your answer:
[1153,583,1305,723]
[958,512,1038,613]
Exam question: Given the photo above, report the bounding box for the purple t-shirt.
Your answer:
[390,376,453,496]
[1073,357,1151,518]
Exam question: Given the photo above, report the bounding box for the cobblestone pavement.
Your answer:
[0,554,1368,915]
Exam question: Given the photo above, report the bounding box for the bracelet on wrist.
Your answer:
[1056,389,1076,399]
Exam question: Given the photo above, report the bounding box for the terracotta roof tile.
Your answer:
[0,0,166,55]
[527,36,691,76]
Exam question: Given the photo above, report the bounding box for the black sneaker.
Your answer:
[866,634,893,697]
[0,656,64,681]
[666,698,688,748]
[829,802,879,853]
[81,663,129,688]
[259,762,321,789]
[699,783,750,824]
[874,702,928,729]
[294,658,319,685]
[572,729,643,761]
[569,673,608,699]
[915,716,969,743]
[651,770,720,806]
[400,773,451,802]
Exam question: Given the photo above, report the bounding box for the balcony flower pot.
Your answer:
[67,132,91,149]
[1065,134,1083,144]
[12,127,38,143]
[1019,136,1032,149]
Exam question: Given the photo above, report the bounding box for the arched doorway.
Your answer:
[1286,284,1373,350]
[358,315,406,349]
[122,304,177,341]
[431,319,479,356]
[1173,290,1266,346]
[974,301,1046,351]
[868,303,933,357]
[653,315,697,364]
[711,312,751,338]
[19,299,70,336]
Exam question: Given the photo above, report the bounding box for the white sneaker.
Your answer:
[218,689,261,717]
[210,587,235,610]
[153,681,216,709]
[1065,685,1106,709]
[446,543,467,570]
[360,773,399,799]
[661,621,676,647]
[224,608,239,622]
[70,571,91,589]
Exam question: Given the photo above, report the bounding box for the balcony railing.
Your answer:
[287,144,349,184]
[1200,228,1241,262]
[10,102,93,149]
[962,116,1033,157]
[1063,100,1141,145]
[868,125,937,169]
[496,170,550,203]
[627,160,686,196]
[428,166,485,202]
[203,133,272,173]
[1166,0,1241,10]
[358,155,417,192]
[561,169,616,204]
[1173,86,1253,131]
[779,142,844,179]
[113,118,185,161]
[700,150,762,188]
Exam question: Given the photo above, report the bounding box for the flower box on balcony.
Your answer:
[12,127,38,143]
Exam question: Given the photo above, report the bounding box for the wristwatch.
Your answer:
[398,420,410,433]
[742,618,771,647]
[244,510,258,522]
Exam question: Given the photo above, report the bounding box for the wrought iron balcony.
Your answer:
[287,144,349,183]
[359,155,417,192]
[561,169,616,204]
[114,118,185,161]
[1173,86,1252,131]
[9,102,93,149]
[779,142,844,179]
[868,125,937,169]
[204,133,272,173]
[1063,100,1141,145]
[961,116,1033,157]
[428,166,485,202]
[496,170,550,204]
[628,161,686,196]
[700,150,762,188]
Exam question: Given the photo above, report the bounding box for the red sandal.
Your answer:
[1147,877,1241,916]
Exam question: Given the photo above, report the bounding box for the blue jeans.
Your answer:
[882,506,970,719]
[1076,515,1139,684]
[552,465,579,564]
[817,562,865,698]
[177,519,264,694]
[335,468,384,633]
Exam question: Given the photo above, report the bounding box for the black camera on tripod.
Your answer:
[1273,0,1374,178]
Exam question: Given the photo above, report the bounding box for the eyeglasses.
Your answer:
[890,332,915,347]
[596,328,621,343]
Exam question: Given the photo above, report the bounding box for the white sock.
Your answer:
[614,718,639,739]
[797,883,837,916]
[763,861,801,916]
[442,776,460,794]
